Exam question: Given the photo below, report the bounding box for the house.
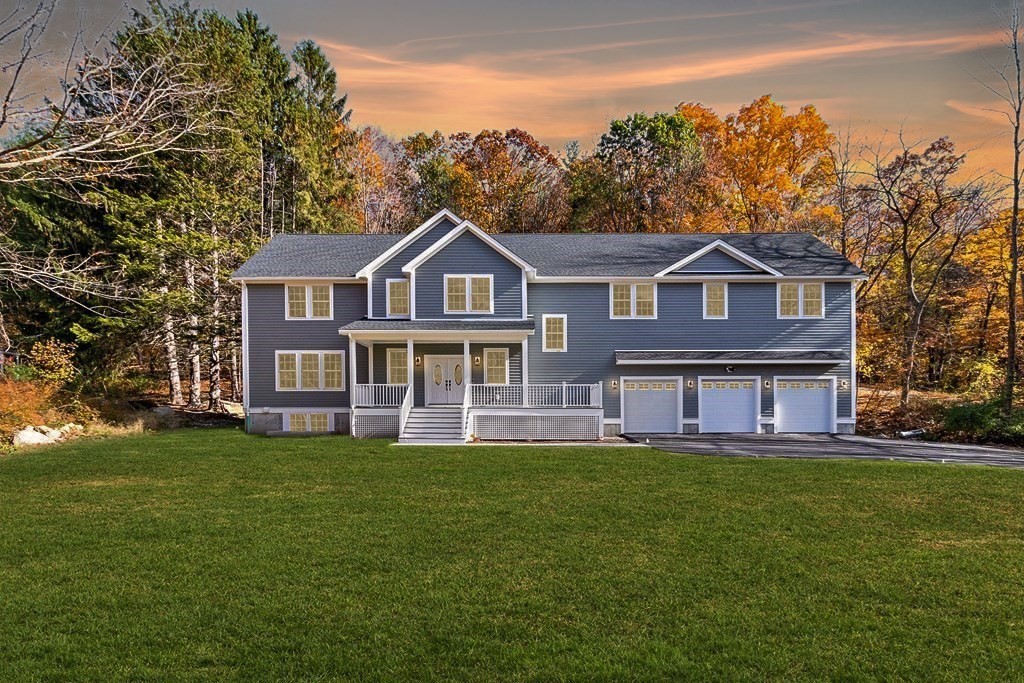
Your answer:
[230,209,865,442]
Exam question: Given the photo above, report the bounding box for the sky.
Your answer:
[53,0,1018,174]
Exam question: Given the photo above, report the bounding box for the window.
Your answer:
[387,279,410,317]
[285,284,332,320]
[609,283,657,319]
[288,413,330,433]
[276,351,345,390]
[542,314,566,352]
[703,283,727,319]
[778,282,824,318]
[387,348,408,385]
[484,348,508,384]
[445,275,492,313]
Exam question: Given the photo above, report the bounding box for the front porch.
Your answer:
[341,322,602,442]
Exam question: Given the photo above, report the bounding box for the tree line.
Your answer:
[0,0,1020,421]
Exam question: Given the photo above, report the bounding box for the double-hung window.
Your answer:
[387,279,410,318]
[387,348,409,385]
[778,283,824,319]
[445,275,492,314]
[285,284,332,320]
[276,351,345,390]
[703,283,727,319]
[542,314,567,352]
[609,283,656,319]
[484,348,509,384]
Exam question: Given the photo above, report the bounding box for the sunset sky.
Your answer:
[77,0,1013,174]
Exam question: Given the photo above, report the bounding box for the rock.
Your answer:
[152,406,175,419]
[59,423,84,435]
[36,426,63,439]
[13,428,55,447]
[223,402,244,417]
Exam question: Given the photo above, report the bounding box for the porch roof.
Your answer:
[340,319,535,332]
[615,350,847,365]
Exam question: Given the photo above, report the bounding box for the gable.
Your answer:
[671,248,762,274]
[402,221,533,274]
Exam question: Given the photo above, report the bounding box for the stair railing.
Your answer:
[462,382,473,441]
[398,383,414,438]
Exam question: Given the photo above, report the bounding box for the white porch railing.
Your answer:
[353,383,408,407]
[468,382,602,408]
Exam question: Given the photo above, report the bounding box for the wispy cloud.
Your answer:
[946,98,1010,124]
[393,0,856,51]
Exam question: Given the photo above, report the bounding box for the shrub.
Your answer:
[943,400,1024,446]
[27,339,77,388]
[0,378,58,441]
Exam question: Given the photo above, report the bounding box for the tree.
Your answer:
[864,136,995,408]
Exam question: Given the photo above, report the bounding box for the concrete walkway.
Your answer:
[628,433,1024,470]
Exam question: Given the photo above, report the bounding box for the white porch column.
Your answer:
[368,343,374,384]
[348,336,357,390]
[463,339,470,385]
[406,338,414,387]
[521,337,529,385]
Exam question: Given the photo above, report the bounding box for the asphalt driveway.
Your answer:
[629,433,1024,470]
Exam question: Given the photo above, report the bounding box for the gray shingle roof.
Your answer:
[339,319,536,332]
[494,233,862,277]
[231,234,404,279]
[615,350,848,363]
[231,231,863,279]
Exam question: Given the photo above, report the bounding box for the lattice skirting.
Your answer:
[472,414,602,441]
[353,413,399,438]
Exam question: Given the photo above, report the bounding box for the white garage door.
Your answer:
[699,379,757,433]
[775,379,833,433]
[623,379,679,433]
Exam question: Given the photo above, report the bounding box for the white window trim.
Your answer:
[542,314,567,353]
[284,283,333,321]
[777,282,825,319]
[444,274,494,314]
[284,412,334,433]
[703,282,728,320]
[385,278,411,319]
[275,350,346,391]
[483,347,510,385]
[386,348,409,385]
[608,283,658,319]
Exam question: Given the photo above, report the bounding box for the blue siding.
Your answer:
[413,231,524,318]
[673,249,760,273]
[370,217,458,318]
[247,283,366,409]
[526,281,853,420]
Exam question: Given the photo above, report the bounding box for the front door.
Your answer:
[425,355,466,405]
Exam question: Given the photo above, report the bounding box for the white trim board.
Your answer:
[401,220,535,274]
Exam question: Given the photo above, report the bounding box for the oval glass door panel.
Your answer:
[453,363,464,385]
[433,364,443,385]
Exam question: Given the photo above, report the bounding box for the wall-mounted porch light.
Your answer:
[474,356,481,366]
[610,380,619,390]
[415,355,422,366]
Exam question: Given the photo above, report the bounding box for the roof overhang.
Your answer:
[401,220,535,274]
[654,239,784,278]
[615,350,848,365]
[344,330,533,342]
[355,209,463,278]
[228,276,364,283]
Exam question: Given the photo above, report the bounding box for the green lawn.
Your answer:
[1,430,1023,681]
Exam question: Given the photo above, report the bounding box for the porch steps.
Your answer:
[399,407,465,443]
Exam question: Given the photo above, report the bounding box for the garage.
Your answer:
[622,378,680,433]
[775,378,834,433]
[699,378,758,433]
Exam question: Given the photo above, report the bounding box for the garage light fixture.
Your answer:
[611,380,619,390]
[840,379,849,389]
[764,379,771,389]
[686,380,694,389]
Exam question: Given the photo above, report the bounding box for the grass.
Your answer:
[1,430,1023,681]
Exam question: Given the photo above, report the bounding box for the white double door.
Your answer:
[425,355,466,405]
